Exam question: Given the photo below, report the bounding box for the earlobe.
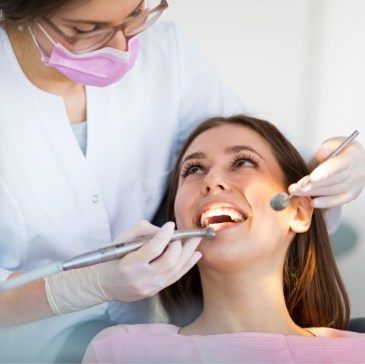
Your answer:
[289,196,313,233]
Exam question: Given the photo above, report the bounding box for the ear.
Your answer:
[289,196,313,233]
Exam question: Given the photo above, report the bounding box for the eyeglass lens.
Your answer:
[45,0,168,53]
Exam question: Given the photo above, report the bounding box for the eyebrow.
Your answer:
[61,0,144,25]
[181,152,207,164]
[181,145,264,165]
[224,145,264,159]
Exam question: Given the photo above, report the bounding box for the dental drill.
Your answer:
[0,228,215,292]
[270,130,359,211]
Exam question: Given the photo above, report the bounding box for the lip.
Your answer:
[195,201,248,228]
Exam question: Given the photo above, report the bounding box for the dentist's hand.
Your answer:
[289,136,365,208]
[97,221,202,302]
[44,221,202,314]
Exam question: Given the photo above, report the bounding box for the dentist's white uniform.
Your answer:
[0,22,244,362]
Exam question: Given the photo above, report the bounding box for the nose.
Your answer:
[105,30,128,51]
[201,168,230,195]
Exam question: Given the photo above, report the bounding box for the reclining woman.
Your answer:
[83,115,365,362]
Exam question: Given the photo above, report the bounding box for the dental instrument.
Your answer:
[0,228,215,292]
[270,130,359,211]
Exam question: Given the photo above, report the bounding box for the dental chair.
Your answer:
[152,190,169,227]
[348,318,365,333]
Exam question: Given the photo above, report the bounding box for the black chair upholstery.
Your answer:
[152,190,170,227]
[348,317,365,333]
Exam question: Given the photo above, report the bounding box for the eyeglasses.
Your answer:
[32,0,168,54]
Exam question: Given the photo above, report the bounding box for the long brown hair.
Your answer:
[160,115,350,329]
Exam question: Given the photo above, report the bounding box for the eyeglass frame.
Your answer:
[32,0,168,54]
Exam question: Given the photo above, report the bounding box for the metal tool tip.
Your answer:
[270,192,289,211]
[204,227,216,239]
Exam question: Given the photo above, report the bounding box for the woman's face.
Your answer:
[175,124,304,271]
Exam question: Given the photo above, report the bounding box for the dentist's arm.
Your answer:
[0,221,202,325]
[0,274,53,326]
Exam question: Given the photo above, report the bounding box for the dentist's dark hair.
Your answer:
[159,114,350,330]
[0,0,72,24]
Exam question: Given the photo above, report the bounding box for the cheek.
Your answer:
[245,179,276,207]
[246,181,290,236]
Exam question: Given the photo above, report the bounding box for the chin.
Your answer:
[198,224,247,254]
[197,246,248,271]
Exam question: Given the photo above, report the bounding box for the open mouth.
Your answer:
[197,206,247,231]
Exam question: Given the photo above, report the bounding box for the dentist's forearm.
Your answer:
[0,272,54,326]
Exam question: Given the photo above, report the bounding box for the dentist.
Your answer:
[0,0,364,362]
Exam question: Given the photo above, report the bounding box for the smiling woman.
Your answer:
[83,115,365,363]
[163,115,349,329]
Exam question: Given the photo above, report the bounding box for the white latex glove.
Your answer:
[98,220,202,302]
[45,221,202,314]
[288,136,365,208]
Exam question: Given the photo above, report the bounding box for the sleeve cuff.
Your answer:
[323,206,342,235]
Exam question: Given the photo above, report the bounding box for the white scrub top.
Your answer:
[0,22,244,362]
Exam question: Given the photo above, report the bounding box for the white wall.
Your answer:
[162,0,365,317]
[309,0,365,318]
[162,0,313,145]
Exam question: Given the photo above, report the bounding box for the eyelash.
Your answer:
[74,27,96,34]
[130,6,144,18]
[180,161,205,178]
[180,153,260,178]
[72,5,143,34]
[231,153,260,170]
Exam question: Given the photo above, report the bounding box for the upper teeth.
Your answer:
[200,207,245,227]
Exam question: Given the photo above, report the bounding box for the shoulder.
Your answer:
[83,324,180,363]
[309,327,365,338]
[121,323,179,335]
[140,21,184,45]
[138,21,178,54]
[138,20,200,61]
[90,323,179,342]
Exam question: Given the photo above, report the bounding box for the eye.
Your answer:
[231,153,259,170]
[130,7,144,18]
[73,25,97,34]
[129,2,145,18]
[180,161,205,178]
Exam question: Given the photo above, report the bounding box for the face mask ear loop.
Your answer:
[28,21,57,51]
[28,25,41,48]
[36,22,57,46]
[28,22,59,62]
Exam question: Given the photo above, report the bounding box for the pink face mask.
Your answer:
[30,26,139,87]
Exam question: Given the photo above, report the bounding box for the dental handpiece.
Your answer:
[0,228,216,292]
[61,227,215,270]
[270,130,359,211]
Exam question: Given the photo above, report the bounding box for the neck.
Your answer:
[6,23,83,96]
[181,266,309,337]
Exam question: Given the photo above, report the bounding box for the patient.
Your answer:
[83,115,365,363]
